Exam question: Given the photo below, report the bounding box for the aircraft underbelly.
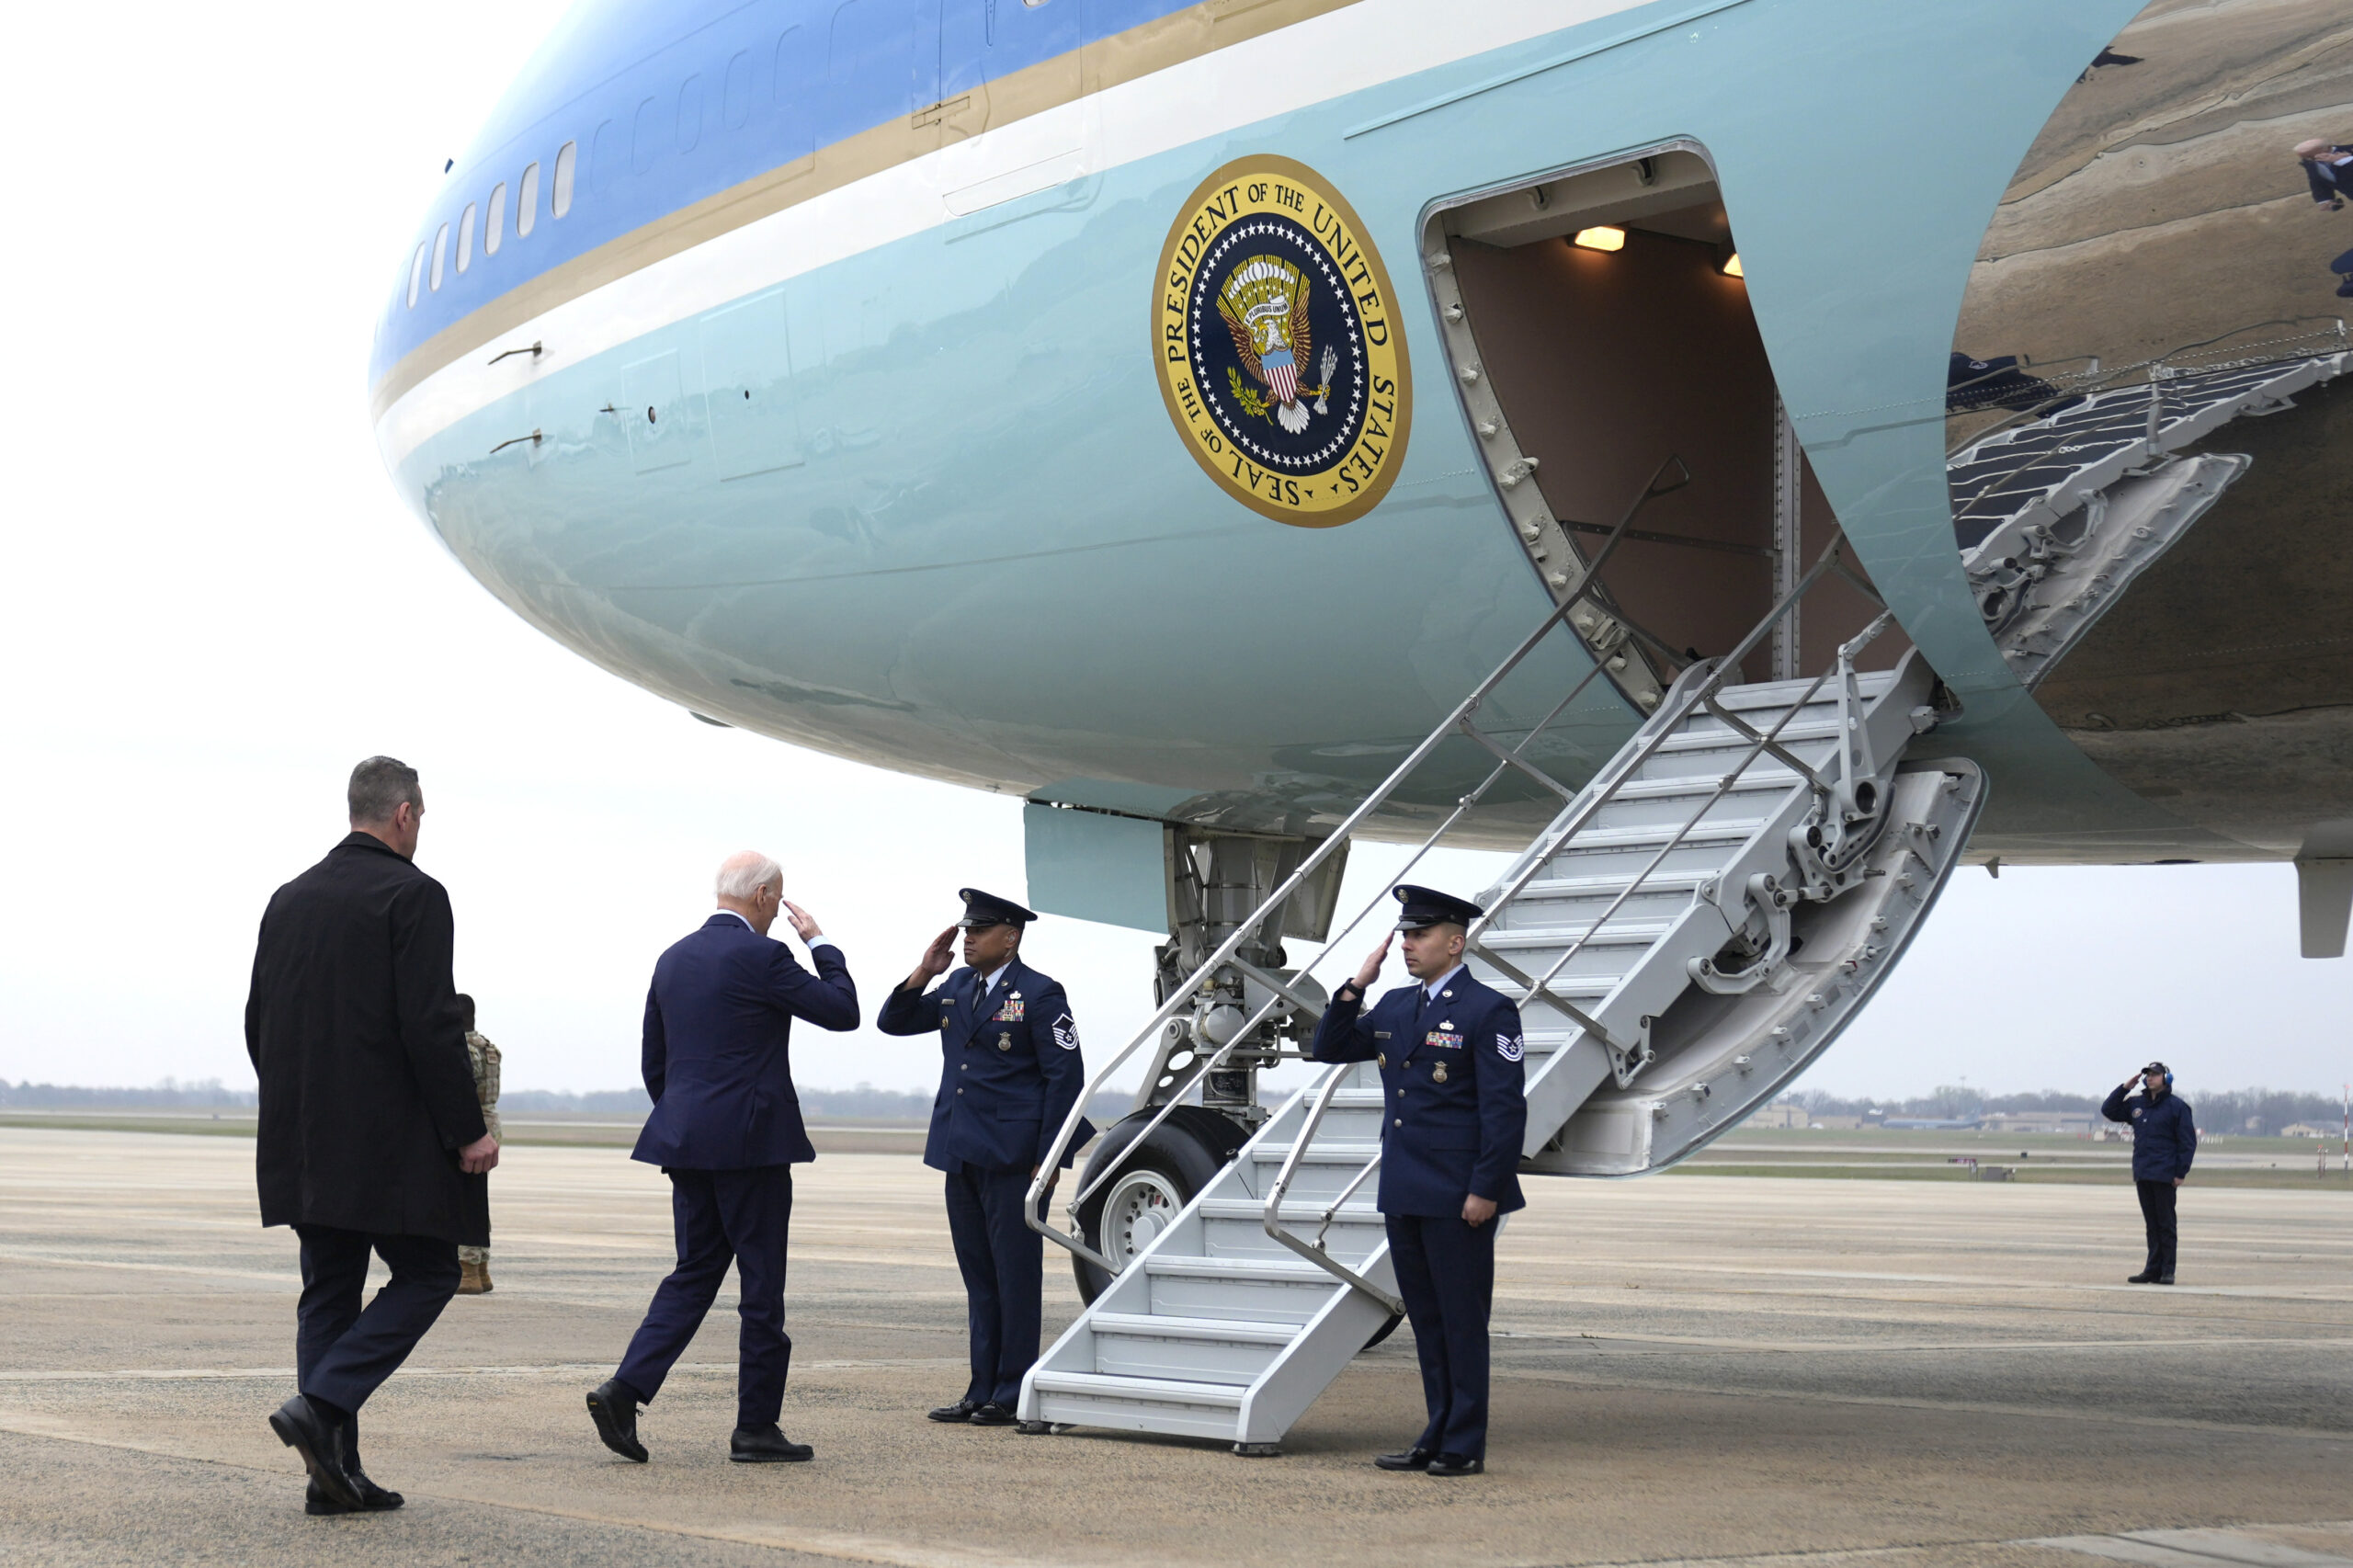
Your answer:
[376,0,2353,861]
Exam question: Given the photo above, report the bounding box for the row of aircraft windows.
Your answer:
[405,141,577,309]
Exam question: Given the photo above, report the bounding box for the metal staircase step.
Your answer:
[1195,1199,1381,1224]
[1605,769,1802,802]
[1546,818,1764,852]
[1245,1142,1382,1165]
[1027,1369,1250,1437]
[1087,1312,1313,1386]
[1651,719,1837,754]
[1479,919,1674,950]
[1086,1312,1302,1345]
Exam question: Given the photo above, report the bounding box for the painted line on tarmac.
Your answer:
[0,1356,968,1383]
[1492,1367,2353,1442]
[2026,1526,2353,1568]
[1491,1330,2353,1355]
[0,1416,1077,1568]
[1583,1262,2353,1301]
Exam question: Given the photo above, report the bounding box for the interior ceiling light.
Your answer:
[1571,225,1626,253]
[1721,251,1745,278]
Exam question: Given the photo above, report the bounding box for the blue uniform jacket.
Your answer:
[877,957,1095,1175]
[1310,968,1528,1219]
[631,915,859,1170]
[2100,1084,2198,1182]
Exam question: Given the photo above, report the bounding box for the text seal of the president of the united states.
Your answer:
[1154,156,1411,528]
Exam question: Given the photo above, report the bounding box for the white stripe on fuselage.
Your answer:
[375,0,1649,472]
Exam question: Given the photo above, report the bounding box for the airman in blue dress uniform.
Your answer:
[1311,884,1528,1477]
[879,890,1095,1428]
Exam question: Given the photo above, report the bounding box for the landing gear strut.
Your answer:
[1067,824,1346,1303]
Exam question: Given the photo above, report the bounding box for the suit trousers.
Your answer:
[1385,1211,1497,1460]
[617,1165,794,1429]
[944,1165,1044,1407]
[294,1225,462,1468]
[2134,1178,2178,1279]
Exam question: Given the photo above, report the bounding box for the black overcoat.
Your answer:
[245,832,489,1244]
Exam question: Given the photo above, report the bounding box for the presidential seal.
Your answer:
[1154,156,1411,528]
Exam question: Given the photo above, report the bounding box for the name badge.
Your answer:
[1372,1030,1391,1040]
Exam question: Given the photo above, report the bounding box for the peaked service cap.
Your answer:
[1392,884,1484,931]
[957,888,1039,928]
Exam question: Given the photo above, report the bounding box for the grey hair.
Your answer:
[347,756,422,824]
[715,850,782,902]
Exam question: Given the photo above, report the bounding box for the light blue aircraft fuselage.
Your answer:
[373,0,2350,881]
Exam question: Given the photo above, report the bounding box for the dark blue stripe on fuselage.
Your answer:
[370,0,1199,385]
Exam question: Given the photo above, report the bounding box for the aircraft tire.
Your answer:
[1070,1106,1245,1303]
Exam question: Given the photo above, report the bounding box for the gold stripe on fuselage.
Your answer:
[369,0,1363,424]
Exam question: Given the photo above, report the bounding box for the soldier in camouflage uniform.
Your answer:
[454,994,502,1295]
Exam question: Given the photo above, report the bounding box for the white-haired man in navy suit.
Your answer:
[586,850,858,1465]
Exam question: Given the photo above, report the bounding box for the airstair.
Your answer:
[1017,515,1985,1452]
[1949,338,2347,681]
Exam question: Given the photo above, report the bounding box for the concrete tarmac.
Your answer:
[1,1127,2347,1568]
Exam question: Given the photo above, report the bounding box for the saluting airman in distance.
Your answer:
[1312,884,1529,1478]
[879,890,1095,1430]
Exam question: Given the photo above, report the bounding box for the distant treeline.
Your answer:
[1,1078,257,1109]
[1793,1085,2347,1135]
[4,1078,1133,1125]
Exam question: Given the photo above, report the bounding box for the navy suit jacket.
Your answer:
[631,915,859,1170]
[1310,967,1528,1219]
[877,957,1095,1175]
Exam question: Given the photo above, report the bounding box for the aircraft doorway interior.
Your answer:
[1426,146,1903,706]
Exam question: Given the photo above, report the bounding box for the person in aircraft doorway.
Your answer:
[2101,1061,2197,1285]
[878,889,1094,1430]
[1311,885,1529,1478]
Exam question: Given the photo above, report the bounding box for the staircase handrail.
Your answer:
[1259,1062,1404,1313]
[1025,456,1694,1272]
[1258,540,1893,1307]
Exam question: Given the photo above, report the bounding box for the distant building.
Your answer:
[1980,1111,2097,1135]
[2281,1122,2333,1138]
[1882,1117,1983,1131]
[1810,1115,1866,1130]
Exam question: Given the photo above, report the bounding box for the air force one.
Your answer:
[372,0,2352,1445]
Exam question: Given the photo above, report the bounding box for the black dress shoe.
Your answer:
[586,1380,649,1463]
[306,1468,404,1515]
[1427,1453,1485,1477]
[927,1399,979,1424]
[270,1395,362,1512]
[2155,1276,2176,1286]
[1374,1446,1436,1471]
[730,1425,813,1462]
[967,1402,1017,1426]
[2127,1271,2155,1284]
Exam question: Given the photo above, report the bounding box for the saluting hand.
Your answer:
[908,925,958,989]
[781,899,824,942]
[1352,933,1392,993]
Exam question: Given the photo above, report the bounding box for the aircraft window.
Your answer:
[551,140,576,217]
[631,96,664,174]
[457,202,476,273]
[517,162,540,236]
[485,182,506,256]
[430,222,449,291]
[677,74,703,154]
[723,49,754,129]
[406,244,425,308]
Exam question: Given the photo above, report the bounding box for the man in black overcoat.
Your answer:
[245,756,500,1514]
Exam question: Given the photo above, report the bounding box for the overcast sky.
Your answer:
[2,1,2347,1106]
